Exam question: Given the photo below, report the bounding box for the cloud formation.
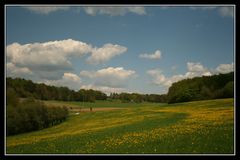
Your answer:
[24,6,70,14]
[218,7,234,17]
[80,67,136,95]
[7,39,128,81]
[6,39,129,92]
[189,6,234,17]
[186,62,211,77]
[80,67,136,88]
[189,6,217,10]
[147,62,233,87]
[139,50,162,60]
[86,44,127,64]
[216,63,234,74]
[7,39,92,72]
[43,72,81,91]
[147,69,167,86]
[7,62,33,78]
[83,7,146,16]
[23,6,146,16]
[23,6,233,18]
[81,84,127,95]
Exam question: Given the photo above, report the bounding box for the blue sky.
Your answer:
[6,5,234,95]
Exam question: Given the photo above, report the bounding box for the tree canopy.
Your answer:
[6,72,234,105]
[167,72,234,103]
[7,77,107,102]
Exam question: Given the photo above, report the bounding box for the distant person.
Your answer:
[90,107,92,112]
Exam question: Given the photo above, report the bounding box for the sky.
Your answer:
[6,5,235,95]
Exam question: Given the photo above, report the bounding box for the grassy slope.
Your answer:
[6,98,234,154]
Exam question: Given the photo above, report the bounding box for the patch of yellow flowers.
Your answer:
[88,103,233,152]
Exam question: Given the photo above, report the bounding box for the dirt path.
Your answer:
[71,107,126,112]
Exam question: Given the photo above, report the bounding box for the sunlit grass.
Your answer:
[6,98,234,154]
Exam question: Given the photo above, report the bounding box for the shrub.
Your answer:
[7,97,69,136]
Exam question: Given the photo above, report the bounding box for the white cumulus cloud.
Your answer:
[7,62,33,78]
[218,6,234,17]
[216,63,234,74]
[147,62,234,87]
[6,39,130,92]
[23,6,146,16]
[80,67,136,87]
[24,6,70,14]
[83,6,146,16]
[7,39,92,72]
[139,50,162,60]
[189,6,217,10]
[63,72,81,82]
[81,84,127,95]
[147,69,166,85]
[86,44,127,64]
[43,72,81,91]
[189,6,234,18]
[7,39,128,82]
[186,62,211,77]
[147,62,234,88]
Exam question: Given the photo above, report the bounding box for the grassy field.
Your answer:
[6,98,234,154]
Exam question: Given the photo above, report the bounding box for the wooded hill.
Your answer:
[167,72,234,103]
[7,77,107,102]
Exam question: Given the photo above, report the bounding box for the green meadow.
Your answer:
[6,98,234,154]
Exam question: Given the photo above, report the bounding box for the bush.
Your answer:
[7,97,69,136]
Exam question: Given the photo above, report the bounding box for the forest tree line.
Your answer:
[6,71,234,104]
[6,77,168,103]
[109,92,168,103]
[7,77,107,102]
